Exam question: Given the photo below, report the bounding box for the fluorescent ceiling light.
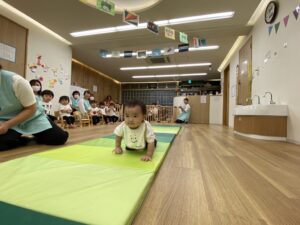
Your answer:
[121,63,211,71]
[70,11,234,37]
[133,73,207,78]
[0,0,72,45]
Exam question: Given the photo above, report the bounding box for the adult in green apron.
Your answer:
[0,65,68,151]
[176,98,191,123]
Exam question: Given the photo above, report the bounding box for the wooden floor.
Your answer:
[1,124,300,225]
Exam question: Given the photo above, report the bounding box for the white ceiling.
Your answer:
[4,0,262,82]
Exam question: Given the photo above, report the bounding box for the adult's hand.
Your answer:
[0,122,9,135]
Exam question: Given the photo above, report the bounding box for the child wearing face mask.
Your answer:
[71,91,80,112]
[113,100,157,162]
[29,79,42,99]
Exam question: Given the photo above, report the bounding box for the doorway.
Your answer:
[223,65,230,126]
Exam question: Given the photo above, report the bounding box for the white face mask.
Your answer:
[32,86,41,92]
[90,97,95,101]
[74,95,80,99]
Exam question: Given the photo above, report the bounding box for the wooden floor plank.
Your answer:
[1,124,300,225]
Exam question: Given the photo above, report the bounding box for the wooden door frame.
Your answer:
[223,65,230,126]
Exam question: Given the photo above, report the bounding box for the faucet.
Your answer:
[263,92,276,104]
[251,95,260,104]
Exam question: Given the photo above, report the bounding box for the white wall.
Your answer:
[224,0,300,143]
[0,4,72,111]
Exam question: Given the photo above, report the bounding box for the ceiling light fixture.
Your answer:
[133,73,207,79]
[121,63,211,71]
[70,11,235,37]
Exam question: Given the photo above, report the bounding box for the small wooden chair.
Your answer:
[73,111,91,128]
[54,111,67,128]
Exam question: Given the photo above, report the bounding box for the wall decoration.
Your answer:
[28,64,37,73]
[137,50,147,59]
[111,51,121,58]
[200,39,207,46]
[293,6,299,20]
[283,15,289,27]
[268,26,273,35]
[99,49,109,58]
[27,54,70,88]
[93,85,98,92]
[179,32,188,44]
[274,22,280,33]
[123,10,139,26]
[147,21,159,34]
[49,79,57,88]
[178,44,189,52]
[151,48,162,57]
[193,37,199,48]
[164,27,175,40]
[124,51,133,58]
[163,47,175,55]
[0,42,16,62]
[268,3,300,37]
[96,0,115,16]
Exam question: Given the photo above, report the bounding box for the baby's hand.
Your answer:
[113,147,123,154]
[141,155,152,161]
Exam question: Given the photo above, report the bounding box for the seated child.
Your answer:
[59,96,76,128]
[99,102,109,124]
[41,90,56,121]
[113,100,157,162]
[106,103,119,124]
[90,100,101,125]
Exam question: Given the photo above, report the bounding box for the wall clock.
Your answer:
[265,1,279,24]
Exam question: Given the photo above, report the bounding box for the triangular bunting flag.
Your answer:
[293,6,300,20]
[163,47,175,55]
[274,22,280,33]
[123,9,139,26]
[137,50,147,59]
[179,32,188,44]
[268,26,273,36]
[178,44,189,52]
[193,37,199,48]
[165,27,176,40]
[124,51,133,58]
[283,15,289,27]
[151,49,162,57]
[199,39,207,46]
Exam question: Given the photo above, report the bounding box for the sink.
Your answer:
[234,105,288,116]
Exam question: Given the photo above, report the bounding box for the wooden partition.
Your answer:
[71,60,121,102]
[0,15,28,76]
[174,96,210,124]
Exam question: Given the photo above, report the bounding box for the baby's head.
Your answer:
[59,96,70,106]
[41,90,54,103]
[184,98,189,104]
[109,103,115,108]
[124,100,146,129]
[99,102,105,108]
[90,100,97,108]
[72,91,80,99]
